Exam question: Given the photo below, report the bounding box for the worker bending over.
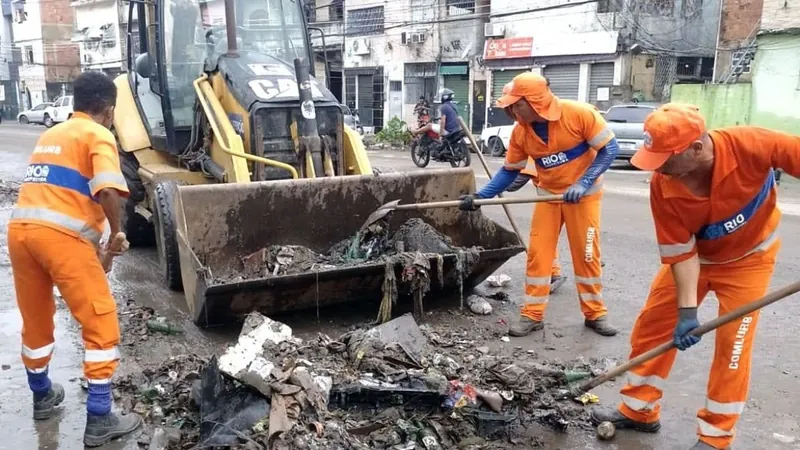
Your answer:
[591,103,798,450]
[460,73,619,337]
[9,71,142,447]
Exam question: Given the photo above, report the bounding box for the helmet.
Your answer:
[440,88,454,102]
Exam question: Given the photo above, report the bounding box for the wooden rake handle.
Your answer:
[101,232,128,273]
[575,280,800,394]
[393,195,564,211]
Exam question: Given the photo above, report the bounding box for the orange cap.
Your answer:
[631,103,707,171]
[496,72,561,121]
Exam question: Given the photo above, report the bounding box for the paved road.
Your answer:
[1,123,800,449]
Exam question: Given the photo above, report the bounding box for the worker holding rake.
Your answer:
[591,103,800,450]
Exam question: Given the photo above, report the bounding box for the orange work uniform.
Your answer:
[504,100,614,321]
[521,157,561,278]
[619,126,798,449]
[9,112,129,388]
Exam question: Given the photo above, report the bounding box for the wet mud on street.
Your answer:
[2,124,800,449]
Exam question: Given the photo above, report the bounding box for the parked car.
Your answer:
[17,102,54,125]
[604,103,660,161]
[479,124,514,157]
[44,95,74,127]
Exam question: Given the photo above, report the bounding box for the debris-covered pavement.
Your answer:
[115,312,616,449]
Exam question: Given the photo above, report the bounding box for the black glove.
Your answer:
[506,173,532,192]
[459,194,481,211]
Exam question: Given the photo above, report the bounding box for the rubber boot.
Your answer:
[83,412,143,447]
[585,315,618,336]
[590,406,661,432]
[508,317,544,337]
[33,382,65,420]
[691,441,729,450]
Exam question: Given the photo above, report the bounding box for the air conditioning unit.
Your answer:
[484,23,505,38]
[351,38,371,55]
[411,32,426,44]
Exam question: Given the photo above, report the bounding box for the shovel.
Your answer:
[360,194,564,232]
[565,279,800,398]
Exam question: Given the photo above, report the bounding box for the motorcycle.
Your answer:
[409,109,471,168]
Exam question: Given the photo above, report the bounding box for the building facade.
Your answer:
[342,0,490,132]
[749,0,800,131]
[712,0,762,83]
[71,0,124,77]
[1,0,21,118]
[11,0,80,108]
[482,0,721,123]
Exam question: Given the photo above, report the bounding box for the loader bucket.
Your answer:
[172,168,525,326]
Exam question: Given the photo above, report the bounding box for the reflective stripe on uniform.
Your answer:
[588,127,614,148]
[11,207,103,244]
[84,347,120,363]
[705,398,746,415]
[505,160,528,170]
[525,295,549,304]
[700,230,778,265]
[659,236,696,258]
[22,342,55,359]
[621,394,658,411]
[526,276,550,285]
[26,366,49,374]
[575,276,601,285]
[88,171,127,194]
[536,180,603,197]
[697,418,734,437]
[579,293,603,302]
[626,372,666,390]
[86,378,112,385]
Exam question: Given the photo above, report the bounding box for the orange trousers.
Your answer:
[618,241,779,449]
[522,191,605,321]
[9,223,121,384]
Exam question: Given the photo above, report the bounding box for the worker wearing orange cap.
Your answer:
[590,103,798,450]
[460,72,620,337]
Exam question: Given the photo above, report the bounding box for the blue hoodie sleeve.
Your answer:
[476,167,520,199]
[579,137,619,189]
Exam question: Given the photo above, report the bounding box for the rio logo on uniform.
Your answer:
[723,213,746,234]
[24,164,50,183]
[539,152,569,168]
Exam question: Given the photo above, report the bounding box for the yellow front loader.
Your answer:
[112,0,523,326]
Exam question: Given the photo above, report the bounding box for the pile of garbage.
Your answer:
[0,179,20,205]
[237,218,482,323]
[116,312,614,449]
[241,218,478,278]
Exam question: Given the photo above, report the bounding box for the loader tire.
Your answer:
[119,151,155,247]
[153,181,183,291]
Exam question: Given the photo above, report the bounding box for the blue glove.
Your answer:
[674,307,701,351]
[564,182,589,203]
[459,194,481,211]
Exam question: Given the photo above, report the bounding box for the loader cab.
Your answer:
[125,0,313,155]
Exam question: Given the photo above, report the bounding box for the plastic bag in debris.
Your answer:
[442,380,477,409]
[196,356,270,447]
[392,218,454,254]
[486,274,511,288]
[466,295,492,315]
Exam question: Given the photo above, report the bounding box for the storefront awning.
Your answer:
[439,65,468,75]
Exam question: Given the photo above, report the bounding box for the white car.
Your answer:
[479,124,514,156]
[17,102,54,125]
[44,95,74,127]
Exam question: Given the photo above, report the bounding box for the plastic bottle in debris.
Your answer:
[419,427,442,450]
[146,319,183,335]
